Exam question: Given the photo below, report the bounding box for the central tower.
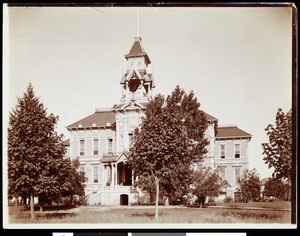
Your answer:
[120,37,155,104]
[113,37,154,152]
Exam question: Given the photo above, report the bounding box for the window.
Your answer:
[79,164,85,173]
[235,144,240,158]
[93,166,99,183]
[108,138,113,153]
[129,133,134,148]
[80,140,85,156]
[94,139,99,155]
[220,144,225,159]
[235,167,241,185]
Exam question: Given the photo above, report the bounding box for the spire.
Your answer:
[124,37,151,65]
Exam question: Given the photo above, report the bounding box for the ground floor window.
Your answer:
[93,165,99,183]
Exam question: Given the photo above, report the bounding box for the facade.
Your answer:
[65,37,252,205]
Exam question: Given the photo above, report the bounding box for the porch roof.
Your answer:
[100,155,118,163]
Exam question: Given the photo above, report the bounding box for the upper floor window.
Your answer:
[235,144,240,158]
[94,139,99,155]
[80,140,85,156]
[220,144,225,159]
[108,138,113,153]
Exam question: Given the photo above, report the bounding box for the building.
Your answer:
[65,37,252,205]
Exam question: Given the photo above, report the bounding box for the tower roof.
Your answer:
[124,37,151,64]
[216,125,252,139]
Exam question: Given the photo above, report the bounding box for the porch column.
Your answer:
[102,164,106,186]
[111,164,115,186]
[116,163,118,185]
[131,172,134,186]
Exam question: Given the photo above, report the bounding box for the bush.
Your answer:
[207,197,216,206]
[224,196,233,203]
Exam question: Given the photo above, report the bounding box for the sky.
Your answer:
[4,6,292,179]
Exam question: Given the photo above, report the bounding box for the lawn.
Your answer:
[214,201,291,210]
[8,203,291,224]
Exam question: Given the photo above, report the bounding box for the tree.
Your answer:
[262,108,292,181]
[191,167,228,207]
[263,177,290,201]
[238,168,261,203]
[8,84,84,218]
[128,86,209,220]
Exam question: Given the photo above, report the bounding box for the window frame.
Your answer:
[93,138,99,156]
[220,144,225,159]
[79,139,85,156]
[235,143,241,158]
[93,165,99,183]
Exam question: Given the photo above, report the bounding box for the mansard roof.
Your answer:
[124,37,151,64]
[216,125,252,139]
[66,110,115,130]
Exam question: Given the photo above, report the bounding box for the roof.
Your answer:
[204,112,218,122]
[216,125,252,139]
[100,155,118,163]
[66,110,115,129]
[124,37,151,64]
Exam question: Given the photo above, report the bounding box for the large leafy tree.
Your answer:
[262,108,292,181]
[8,84,83,218]
[238,168,261,203]
[191,167,228,207]
[263,177,290,201]
[128,86,209,220]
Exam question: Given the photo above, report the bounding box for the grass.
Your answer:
[8,203,291,224]
[215,201,291,210]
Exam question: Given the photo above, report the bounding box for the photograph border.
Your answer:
[2,1,298,234]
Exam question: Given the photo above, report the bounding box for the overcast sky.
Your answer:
[5,6,292,178]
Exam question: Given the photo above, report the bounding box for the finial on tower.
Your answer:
[136,7,140,37]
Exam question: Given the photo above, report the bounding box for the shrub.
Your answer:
[224,196,233,203]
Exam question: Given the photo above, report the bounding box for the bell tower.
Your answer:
[113,37,155,152]
[119,37,155,104]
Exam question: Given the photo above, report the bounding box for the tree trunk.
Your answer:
[155,177,159,221]
[15,196,18,207]
[30,195,34,220]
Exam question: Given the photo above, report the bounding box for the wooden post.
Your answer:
[155,177,159,221]
[30,195,34,220]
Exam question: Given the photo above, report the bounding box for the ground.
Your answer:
[8,201,291,224]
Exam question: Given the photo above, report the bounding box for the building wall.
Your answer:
[214,138,250,199]
[68,128,117,195]
[115,109,144,152]
[66,120,250,203]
